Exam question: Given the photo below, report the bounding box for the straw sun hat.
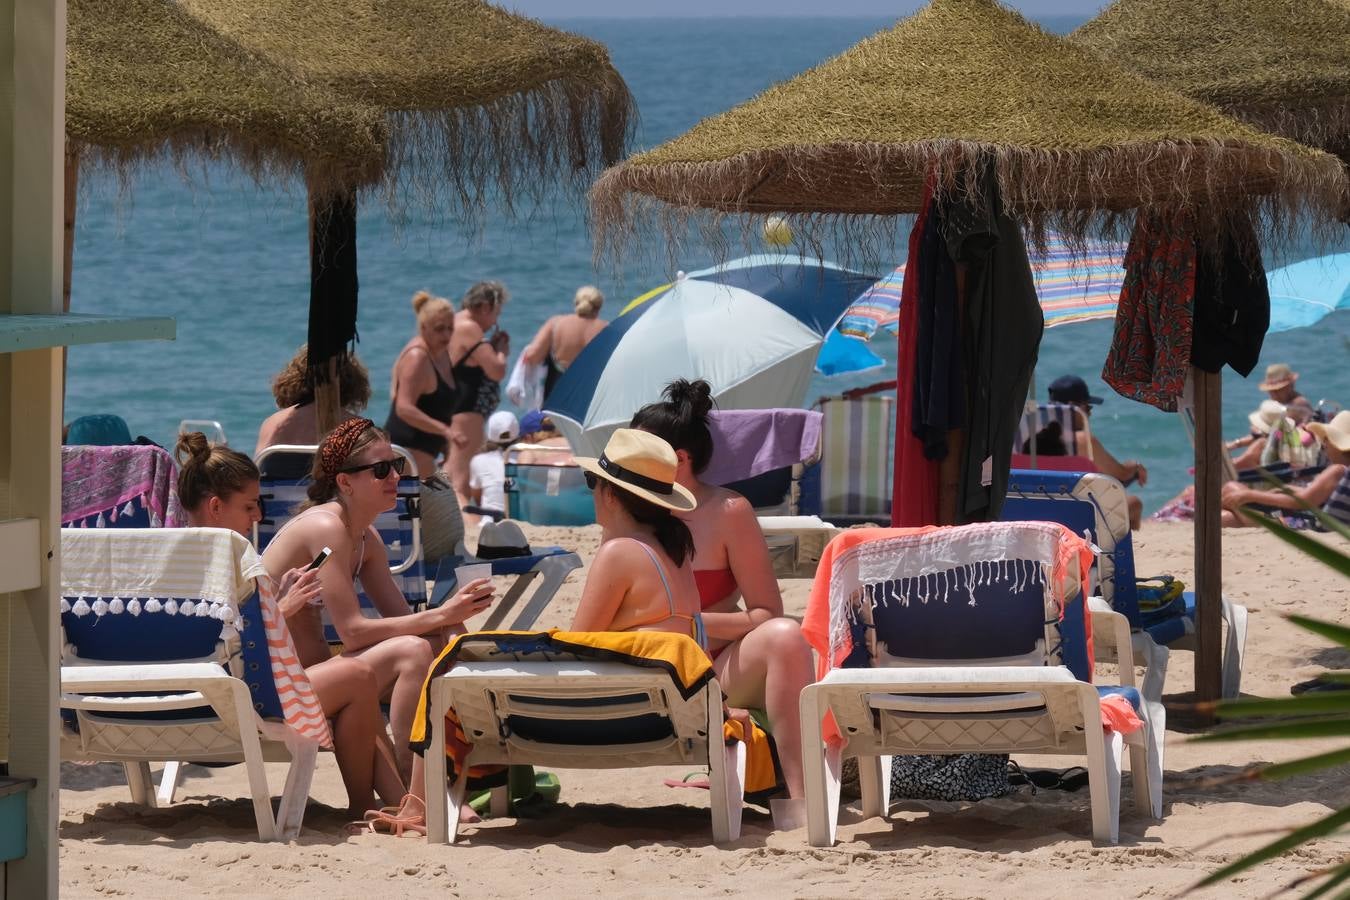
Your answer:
[1309,411,1350,454]
[1248,399,1291,435]
[1258,363,1299,392]
[576,428,696,512]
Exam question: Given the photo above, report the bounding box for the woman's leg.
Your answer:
[1127,494,1143,531]
[713,617,814,799]
[447,412,484,505]
[307,656,401,815]
[409,448,438,483]
[349,634,435,781]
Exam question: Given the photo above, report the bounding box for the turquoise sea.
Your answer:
[67,16,1350,513]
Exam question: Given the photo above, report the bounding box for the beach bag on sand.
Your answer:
[889,753,1011,802]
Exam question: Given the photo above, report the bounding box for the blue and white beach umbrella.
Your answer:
[546,254,878,455]
[1265,252,1350,334]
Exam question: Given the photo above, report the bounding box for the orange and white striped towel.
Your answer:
[249,555,332,750]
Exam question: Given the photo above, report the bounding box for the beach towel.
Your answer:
[506,353,546,410]
[701,408,822,487]
[410,629,782,797]
[60,527,331,749]
[62,444,184,528]
[892,183,940,525]
[801,524,1095,683]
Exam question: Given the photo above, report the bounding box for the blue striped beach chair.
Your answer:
[59,527,322,841]
[1003,469,1249,700]
[801,388,894,525]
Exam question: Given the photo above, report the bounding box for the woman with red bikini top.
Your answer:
[630,378,815,805]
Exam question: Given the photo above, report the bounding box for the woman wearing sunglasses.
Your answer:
[260,417,497,786]
[176,431,406,819]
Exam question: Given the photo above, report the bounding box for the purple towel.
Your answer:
[702,409,823,487]
[62,444,184,528]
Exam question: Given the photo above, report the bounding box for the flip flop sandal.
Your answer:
[663,771,711,790]
[348,794,427,837]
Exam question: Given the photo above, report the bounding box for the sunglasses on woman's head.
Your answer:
[340,457,407,479]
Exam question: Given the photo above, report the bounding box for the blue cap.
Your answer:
[519,410,548,436]
[1048,375,1103,406]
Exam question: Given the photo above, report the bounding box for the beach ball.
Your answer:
[763,216,792,247]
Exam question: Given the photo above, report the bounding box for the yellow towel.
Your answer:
[409,629,781,796]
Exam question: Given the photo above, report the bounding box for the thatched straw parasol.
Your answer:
[179,0,636,430]
[66,0,387,196]
[590,0,1347,267]
[1073,0,1350,164]
[181,0,636,220]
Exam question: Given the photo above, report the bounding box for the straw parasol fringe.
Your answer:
[379,69,635,225]
[1073,0,1350,161]
[588,0,1348,272]
[180,0,635,225]
[65,0,387,197]
[592,136,1349,273]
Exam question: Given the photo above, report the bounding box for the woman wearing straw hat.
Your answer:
[631,379,815,804]
[571,428,706,648]
[1258,363,1315,424]
[1222,411,1350,528]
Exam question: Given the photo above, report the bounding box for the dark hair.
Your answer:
[304,422,388,508]
[600,480,695,567]
[630,378,715,475]
[271,344,372,412]
[175,432,260,511]
[1020,421,1068,457]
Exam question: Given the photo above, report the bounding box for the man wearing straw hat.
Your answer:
[1257,363,1314,424]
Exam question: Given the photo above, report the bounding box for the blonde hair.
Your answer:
[462,280,508,312]
[175,432,259,512]
[412,289,454,327]
[574,285,604,318]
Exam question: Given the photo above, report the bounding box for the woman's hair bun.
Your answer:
[663,378,713,422]
[411,289,433,313]
[174,431,211,467]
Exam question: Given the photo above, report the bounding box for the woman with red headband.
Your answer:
[261,417,495,784]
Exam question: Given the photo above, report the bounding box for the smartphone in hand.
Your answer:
[307,546,333,571]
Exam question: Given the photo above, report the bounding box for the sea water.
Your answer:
[66,16,1350,513]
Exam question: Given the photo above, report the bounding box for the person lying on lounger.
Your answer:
[175,431,404,818]
[631,379,814,802]
[1221,411,1350,529]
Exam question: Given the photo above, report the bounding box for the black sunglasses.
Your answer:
[584,471,598,491]
[340,457,407,479]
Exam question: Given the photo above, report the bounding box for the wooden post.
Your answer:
[314,356,340,437]
[1193,367,1224,704]
[62,145,74,315]
[4,0,66,895]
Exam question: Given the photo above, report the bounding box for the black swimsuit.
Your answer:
[385,350,459,457]
[452,340,498,417]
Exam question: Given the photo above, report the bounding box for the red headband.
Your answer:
[320,417,375,479]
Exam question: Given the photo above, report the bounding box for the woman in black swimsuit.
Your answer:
[385,290,460,479]
[447,280,510,503]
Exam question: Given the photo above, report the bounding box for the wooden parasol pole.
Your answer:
[1192,366,1224,704]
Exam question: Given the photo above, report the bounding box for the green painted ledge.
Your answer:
[0,313,175,353]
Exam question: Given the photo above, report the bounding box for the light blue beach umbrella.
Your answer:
[545,254,878,455]
[1265,253,1350,333]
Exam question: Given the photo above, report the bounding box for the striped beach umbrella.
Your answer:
[838,231,1127,341]
[545,254,878,456]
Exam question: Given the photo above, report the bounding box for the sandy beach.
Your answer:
[59,522,1350,898]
